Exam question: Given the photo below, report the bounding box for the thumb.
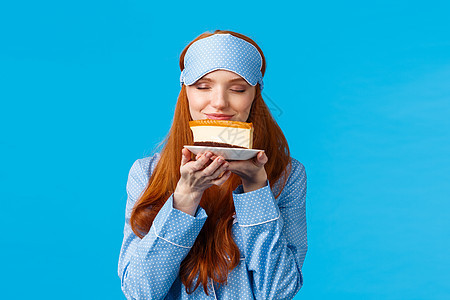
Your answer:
[181,148,190,166]
[257,151,268,166]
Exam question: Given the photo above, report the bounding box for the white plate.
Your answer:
[184,145,263,161]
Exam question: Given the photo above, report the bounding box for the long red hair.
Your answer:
[130,30,292,295]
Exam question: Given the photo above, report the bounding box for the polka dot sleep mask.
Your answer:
[180,33,264,90]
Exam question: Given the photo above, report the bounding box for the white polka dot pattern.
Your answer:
[118,153,308,299]
[180,33,265,90]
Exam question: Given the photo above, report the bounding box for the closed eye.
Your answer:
[196,87,245,93]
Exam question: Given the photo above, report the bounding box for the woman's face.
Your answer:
[185,70,256,122]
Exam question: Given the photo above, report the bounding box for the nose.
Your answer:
[210,87,229,109]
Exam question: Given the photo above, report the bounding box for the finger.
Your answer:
[181,148,191,166]
[254,151,268,166]
[260,151,268,164]
[200,151,218,161]
[212,170,231,186]
[193,152,213,171]
[195,152,203,160]
[196,151,212,160]
[202,155,227,177]
[210,159,229,178]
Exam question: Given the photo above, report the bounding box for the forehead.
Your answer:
[198,70,248,83]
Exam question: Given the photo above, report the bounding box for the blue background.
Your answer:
[1,1,449,299]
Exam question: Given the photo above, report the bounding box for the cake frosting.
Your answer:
[189,119,254,149]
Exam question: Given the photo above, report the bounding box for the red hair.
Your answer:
[130,30,292,295]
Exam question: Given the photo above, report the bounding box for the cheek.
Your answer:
[187,89,205,108]
[187,95,210,118]
[234,97,254,113]
[188,97,208,111]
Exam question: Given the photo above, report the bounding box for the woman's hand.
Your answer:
[173,148,231,215]
[210,150,268,193]
[179,148,231,193]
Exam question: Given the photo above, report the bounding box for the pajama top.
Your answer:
[118,152,308,299]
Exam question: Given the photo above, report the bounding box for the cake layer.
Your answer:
[189,119,253,149]
[193,141,247,149]
[189,119,253,129]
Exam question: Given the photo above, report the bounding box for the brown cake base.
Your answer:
[193,141,247,149]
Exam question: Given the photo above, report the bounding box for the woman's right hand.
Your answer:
[173,148,231,215]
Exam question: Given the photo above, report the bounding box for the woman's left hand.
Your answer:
[203,150,269,191]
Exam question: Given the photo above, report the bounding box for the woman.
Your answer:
[118,30,308,299]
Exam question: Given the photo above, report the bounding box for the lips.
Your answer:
[205,114,234,120]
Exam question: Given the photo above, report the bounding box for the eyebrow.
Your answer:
[198,77,247,83]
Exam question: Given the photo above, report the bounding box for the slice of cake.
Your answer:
[189,119,254,149]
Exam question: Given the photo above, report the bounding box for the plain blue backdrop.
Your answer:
[1,1,449,299]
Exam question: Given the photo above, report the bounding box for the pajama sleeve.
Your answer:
[118,158,208,300]
[232,158,308,300]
